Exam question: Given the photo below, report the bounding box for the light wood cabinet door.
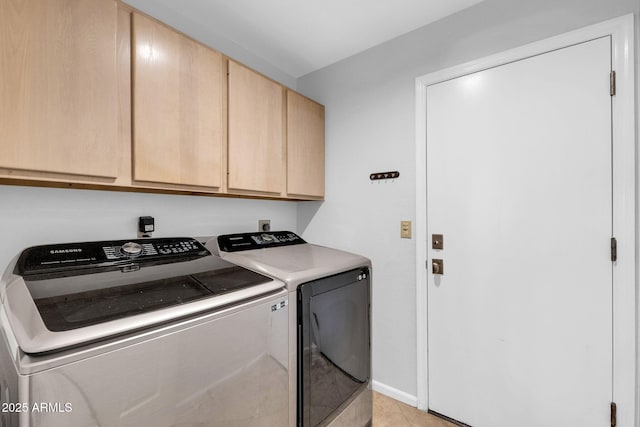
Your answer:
[132,13,224,188]
[0,0,119,178]
[228,60,284,194]
[286,91,325,198]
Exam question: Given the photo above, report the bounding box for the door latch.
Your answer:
[432,259,444,275]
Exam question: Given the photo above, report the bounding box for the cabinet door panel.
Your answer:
[228,61,284,194]
[132,13,224,188]
[287,91,324,198]
[0,0,118,178]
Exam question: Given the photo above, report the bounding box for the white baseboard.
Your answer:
[371,380,418,407]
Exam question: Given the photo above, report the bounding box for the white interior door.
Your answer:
[426,36,612,427]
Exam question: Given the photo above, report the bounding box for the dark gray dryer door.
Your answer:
[298,267,370,427]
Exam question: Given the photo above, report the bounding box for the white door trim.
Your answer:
[414,14,636,425]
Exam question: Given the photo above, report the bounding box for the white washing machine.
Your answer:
[206,231,372,427]
[0,237,289,426]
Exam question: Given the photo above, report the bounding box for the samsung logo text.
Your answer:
[50,249,82,254]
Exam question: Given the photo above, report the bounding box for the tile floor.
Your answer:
[372,392,458,427]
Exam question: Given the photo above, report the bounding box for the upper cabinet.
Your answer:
[0,0,119,178]
[0,1,324,200]
[286,91,325,199]
[131,13,225,189]
[227,60,285,195]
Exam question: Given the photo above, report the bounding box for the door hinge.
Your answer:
[610,71,616,96]
[611,237,617,262]
[611,402,617,427]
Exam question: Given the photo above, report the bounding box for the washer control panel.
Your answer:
[102,239,202,260]
[17,237,209,275]
[218,231,306,252]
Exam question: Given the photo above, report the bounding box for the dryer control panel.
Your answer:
[217,231,306,252]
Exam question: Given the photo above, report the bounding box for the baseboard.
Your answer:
[371,380,418,407]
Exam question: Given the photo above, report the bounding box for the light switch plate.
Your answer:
[401,220,412,239]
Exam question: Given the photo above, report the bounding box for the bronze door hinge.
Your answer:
[611,237,617,262]
[610,71,616,96]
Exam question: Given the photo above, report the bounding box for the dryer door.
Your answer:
[298,268,370,427]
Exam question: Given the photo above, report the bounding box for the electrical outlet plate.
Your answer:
[259,220,271,232]
[401,221,412,238]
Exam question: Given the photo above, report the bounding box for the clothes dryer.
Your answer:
[208,231,372,427]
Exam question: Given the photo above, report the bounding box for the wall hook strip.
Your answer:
[370,171,400,181]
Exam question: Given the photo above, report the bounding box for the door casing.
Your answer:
[414,14,636,426]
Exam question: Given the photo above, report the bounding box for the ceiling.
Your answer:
[126,0,484,78]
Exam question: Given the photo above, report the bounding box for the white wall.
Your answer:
[0,185,296,271]
[297,0,640,402]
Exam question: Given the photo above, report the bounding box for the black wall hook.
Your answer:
[370,171,400,181]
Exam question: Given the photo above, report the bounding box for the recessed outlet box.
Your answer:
[401,221,412,239]
[138,216,155,238]
[259,220,271,232]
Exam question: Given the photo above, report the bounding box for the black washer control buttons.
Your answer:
[155,240,200,255]
[141,243,157,255]
[103,246,119,260]
[100,239,202,260]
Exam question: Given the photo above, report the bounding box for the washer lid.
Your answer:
[3,238,283,354]
[27,259,272,332]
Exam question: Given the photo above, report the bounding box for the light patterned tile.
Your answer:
[372,392,410,427]
[372,392,458,427]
